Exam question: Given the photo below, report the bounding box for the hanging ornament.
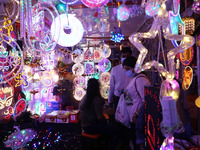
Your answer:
[72,63,84,76]
[81,0,109,9]
[98,58,111,72]
[179,47,194,66]
[84,47,94,60]
[73,76,85,88]
[51,14,84,47]
[192,0,200,14]
[73,88,86,101]
[100,85,109,99]
[182,66,193,91]
[97,18,110,32]
[71,48,84,63]
[93,49,102,62]
[100,44,111,58]
[145,2,160,17]
[99,72,111,85]
[111,27,124,43]
[117,4,130,21]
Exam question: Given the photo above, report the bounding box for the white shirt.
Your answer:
[108,64,132,103]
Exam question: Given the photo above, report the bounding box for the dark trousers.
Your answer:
[83,123,120,150]
[113,95,120,112]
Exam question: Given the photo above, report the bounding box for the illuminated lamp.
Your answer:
[195,96,200,108]
[74,88,86,101]
[51,14,84,47]
[100,44,111,58]
[182,66,193,91]
[179,17,195,35]
[56,3,66,13]
[73,76,85,88]
[145,2,160,17]
[71,49,84,63]
[98,58,111,72]
[117,4,130,21]
[100,85,109,99]
[192,0,200,14]
[99,72,111,85]
[93,49,102,62]
[81,0,109,9]
[179,47,194,66]
[160,79,180,101]
[72,63,84,76]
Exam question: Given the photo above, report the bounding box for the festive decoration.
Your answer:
[182,66,193,91]
[192,0,200,14]
[71,49,84,63]
[129,5,144,18]
[84,62,95,74]
[84,47,94,60]
[129,0,195,81]
[73,88,86,101]
[100,85,109,99]
[98,58,111,72]
[81,0,109,9]
[72,63,84,76]
[13,99,26,116]
[179,17,195,35]
[73,76,85,88]
[111,27,124,43]
[160,79,180,101]
[117,4,130,21]
[145,2,160,17]
[51,14,84,47]
[97,18,110,32]
[4,128,37,150]
[195,96,200,108]
[99,72,111,85]
[93,49,102,62]
[100,44,111,58]
[179,47,194,66]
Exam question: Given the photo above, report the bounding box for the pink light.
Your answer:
[81,0,109,8]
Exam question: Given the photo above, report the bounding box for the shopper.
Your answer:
[108,47,132,111]
[79,78,120,150]
[122,56,151,150]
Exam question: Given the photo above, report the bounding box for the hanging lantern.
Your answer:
[179,17,195,35]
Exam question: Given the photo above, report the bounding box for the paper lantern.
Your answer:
[73,76,85,88]
[51,14,84,47]
[71,49,84,63]
[99,72,111,85]
[160,79,180,101]
[182,66,193,91]
[100,85,109,99]
[74,88,86,101]
[81,0,109,9]
[179,47,194,66]
[145,2,160,17]
[98,58,111,72]
[93,49,102,62]
[195,96,200,108]
[117,4,130,21]
[100,44,111,58]
[72,63,84,76]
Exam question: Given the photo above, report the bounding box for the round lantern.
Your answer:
[71,49,84,63]
[81,0,109,9]
[72,63,84,76]
[73,76,85,88]
[117,4,130,21]
[195,96,200,108]
[179,47,194,66]
[182,66,193,91]
[100,85,110,99]
[98,58,111,72]
[160,79,180,101]
[99,72,111,85]
[93,49,102,62]
[51,14,84,47]
[74,88,86,101]
[145,2,160,17]
[100,44,111,58]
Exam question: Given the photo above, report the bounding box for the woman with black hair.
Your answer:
[79,78,120,150]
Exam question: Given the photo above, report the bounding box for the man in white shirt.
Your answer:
[108,47,132,111]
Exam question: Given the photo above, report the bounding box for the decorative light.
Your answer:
[182,66,193,91]
[84,47,94,60]
[179,17,195,35]
[111,32,124,43]
[71,49,84,63]
[195,96,200,108]
[84,62,95,74]
[98,58,111,72]
[129,0,195,81]
[160,79,180,101]
[129,5,144,18]
[97,18,110,32]
[192,0,200,14]
[56,3,66,13]
[100,44,111,58]
[13,98,26,116]
[81,0,109,9]
[51,14,84,47]
[100,85,109,99]
[99,72,111,85]
[93,49,102,62]
[74,88,86,101]
[72,63,84,76]
[145,2,160,17]
[73,76,85,88]
[179,47,194,66]
[117,4,130,21]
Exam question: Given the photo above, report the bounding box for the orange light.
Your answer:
[182,66,193,91]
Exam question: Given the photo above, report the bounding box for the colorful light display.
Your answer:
[74,88,86,101]
[145,2,160,17]
[179,47,194,66]
[71,49,84,63]
[192,0,200,14]
[51,14,84,47]
[129,0,195,81]
[100,85,109,99]
[98,58,111,72]
[81,0,109,9]
[93,49,102,62]
[73,76,85,88]
[111,32,124,43]
[182,66,193,91]
[117,4,130,21]
[72,63,84,76]
[100,44,111,58]
[99,72,111,85]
